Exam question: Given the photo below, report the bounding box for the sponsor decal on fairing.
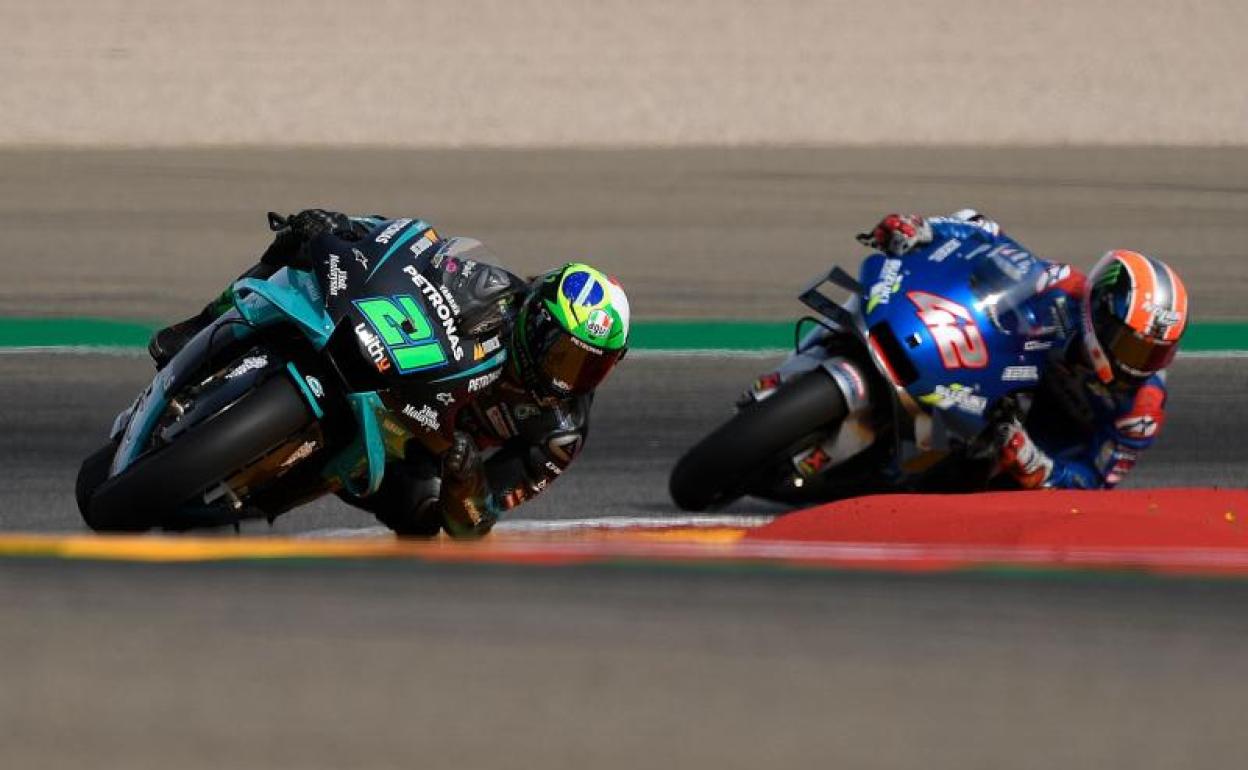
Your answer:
[473,336,502,360]
[794,445,832,478]
[867,258,904,312]
[919,383,988,416]
[355,322,391,373]
[1001,365,1040,383]
[305,375,324,398]
[467,368,503,393]
[401,403,441,432]
[402,265,463,361]
[1035,263,1072,293]
[225,355,268,380]
[327,254,348,297]
[927,238,961,263]
[987,245,1035,281]
[374,219,412,245]
[280,441,318,468]
[409,231,438,260]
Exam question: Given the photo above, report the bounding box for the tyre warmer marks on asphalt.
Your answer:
[4,489,1248,577]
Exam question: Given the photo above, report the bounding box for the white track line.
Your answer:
[297,515,776,539]
[0,345,147,356]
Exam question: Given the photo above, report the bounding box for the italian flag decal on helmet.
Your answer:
[549,263,631,352]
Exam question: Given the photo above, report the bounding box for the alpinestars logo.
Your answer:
[1035,263,1072,293]
[1116,414,1159,439]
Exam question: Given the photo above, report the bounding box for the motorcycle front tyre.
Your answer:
[668,370,848,512]
[78,375,314,532]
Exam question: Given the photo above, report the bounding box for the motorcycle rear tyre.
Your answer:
[668,370,848,512]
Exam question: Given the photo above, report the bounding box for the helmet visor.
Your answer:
[1098,317,1179,378]
[524,300,624,397]
[538,334,624,396]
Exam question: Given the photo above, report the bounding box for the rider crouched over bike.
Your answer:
[149,209,631,537]
[860,209,1188,490]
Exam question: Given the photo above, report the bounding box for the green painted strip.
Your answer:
[1181,322,1248,352]
[0,317,1246,353]
[0,318,154,348]
[631,321,793,351]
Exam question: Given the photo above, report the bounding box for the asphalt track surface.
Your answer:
[3,352,1246,533]
[4,147,1248,320]
[3,149,1248,767]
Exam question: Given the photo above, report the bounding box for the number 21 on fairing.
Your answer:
[907,291,988,369]
[354,296,447,373]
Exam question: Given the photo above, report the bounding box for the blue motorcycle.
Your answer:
[669,238,1076,511]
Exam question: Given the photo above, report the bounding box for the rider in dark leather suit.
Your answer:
[150,209,631,537]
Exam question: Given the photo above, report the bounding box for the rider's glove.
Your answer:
[856,213,933,256]
[286,208,360,242]
[261,209,360,269]
[995,420,1054,489]
[949,208,1001,237]
[443,431,483,481]
[441,431,498,538]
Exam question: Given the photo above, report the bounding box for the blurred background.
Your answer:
[4,0,1248,321]
[3,2,1248,768]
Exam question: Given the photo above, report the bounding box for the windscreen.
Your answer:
[969,250,1058,339]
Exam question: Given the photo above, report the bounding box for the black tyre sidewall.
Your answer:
[669,370,848,511]
[84,376,313,532]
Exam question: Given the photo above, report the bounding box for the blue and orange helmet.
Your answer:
[1083,250,1189,383]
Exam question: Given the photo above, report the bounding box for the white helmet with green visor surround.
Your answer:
[514,263,630,399]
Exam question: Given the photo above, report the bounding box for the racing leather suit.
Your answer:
[890,212,1169,489]
[334,215,590,537]
[212,211,590,537]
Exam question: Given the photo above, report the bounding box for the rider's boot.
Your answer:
[148,261,280,368]
[147,289,235,368]
[148,218,327,367]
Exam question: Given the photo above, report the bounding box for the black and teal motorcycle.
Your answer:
[76,218,508,532]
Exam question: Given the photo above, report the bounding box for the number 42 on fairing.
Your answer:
[908,291,988,370]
